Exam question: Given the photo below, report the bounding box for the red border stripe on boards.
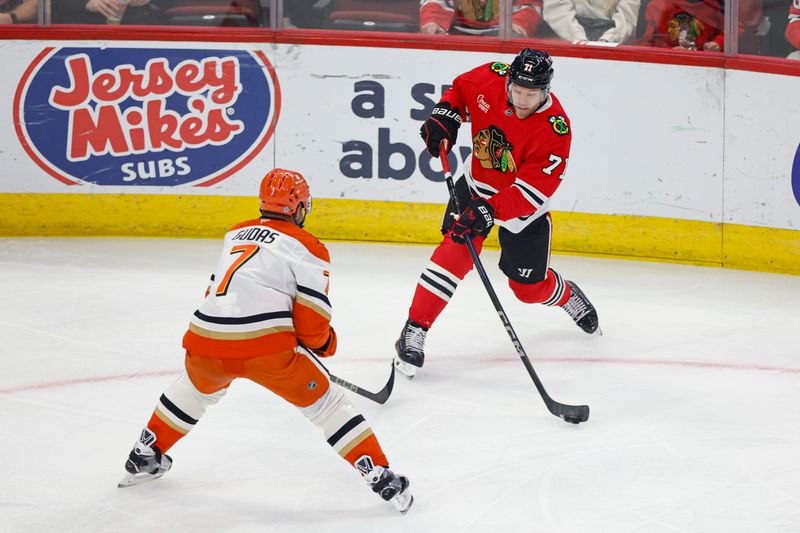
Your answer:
[0,26,798,76]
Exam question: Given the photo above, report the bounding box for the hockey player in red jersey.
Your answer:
[395,48,600,379]
[120,169,413,514]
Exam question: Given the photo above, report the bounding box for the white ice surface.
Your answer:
[1,238,799,532]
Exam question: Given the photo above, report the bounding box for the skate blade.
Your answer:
[117,470,166,488]
[391,491,414,514]
[592,326,603,336]
[393,358,417,380]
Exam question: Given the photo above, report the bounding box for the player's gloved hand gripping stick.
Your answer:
[440,141,590,424]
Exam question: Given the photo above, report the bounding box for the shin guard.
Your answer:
[508,268,570,306]
[146,373,227,453]
[409,234,485,328]
[302,385,389,469]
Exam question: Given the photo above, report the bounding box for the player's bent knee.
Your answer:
[509,278,551,304]
[162,373,227,420]
[301,385,360,437]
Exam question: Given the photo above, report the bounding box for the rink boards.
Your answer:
[0,40,798,274]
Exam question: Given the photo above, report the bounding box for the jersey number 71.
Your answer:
[543,155,569,179]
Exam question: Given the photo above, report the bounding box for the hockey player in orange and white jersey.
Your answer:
[119,169,413,514]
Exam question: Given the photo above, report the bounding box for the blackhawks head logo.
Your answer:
[549,115,569,136]
[473,125,516,173]
[667,12,704,47]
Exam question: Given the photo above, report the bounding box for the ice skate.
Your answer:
[365,465,414,514]
[561,281,601,335]
[394,319,427,379]
[118,429,173,488]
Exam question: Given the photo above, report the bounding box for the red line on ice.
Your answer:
[0,369,180,394]
[1,357,798,395]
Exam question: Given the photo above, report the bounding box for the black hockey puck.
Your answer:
[564,415,582,424]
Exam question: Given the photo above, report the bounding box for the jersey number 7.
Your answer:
[216,244,260,297]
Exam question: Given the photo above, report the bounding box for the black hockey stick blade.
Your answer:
[329,363,395,405]
[550,401,590,424]
[521,348,591,424]
[519,353,590,424]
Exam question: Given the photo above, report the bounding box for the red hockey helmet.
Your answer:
[259,168,311,217]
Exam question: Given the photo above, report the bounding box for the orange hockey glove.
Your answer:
[310,326,337,357]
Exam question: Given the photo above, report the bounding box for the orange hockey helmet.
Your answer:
[259,168,311,218]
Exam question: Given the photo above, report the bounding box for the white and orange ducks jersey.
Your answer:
[182,218,332,358]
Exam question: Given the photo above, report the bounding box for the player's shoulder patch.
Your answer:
[488,62,509,77]
[548,115,570,136]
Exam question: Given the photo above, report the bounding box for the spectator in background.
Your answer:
[284,0,327,28]
[736,0,764,53]
[420,0,543,37]
[51,0,152,24]
[638,0,742,51]
[0,0,36,23]
[543,0,640,43]
[787,0,800,58]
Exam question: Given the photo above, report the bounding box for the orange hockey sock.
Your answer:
[145,411,187,453]
[343,433,389,470]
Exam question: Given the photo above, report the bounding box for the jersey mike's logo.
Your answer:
[793,143,800,208]
[14,47,280,186]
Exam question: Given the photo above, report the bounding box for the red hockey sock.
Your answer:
[508,268,571,306]
[408,234,484,328]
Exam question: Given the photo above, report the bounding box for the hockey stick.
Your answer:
[439,142,589,424]
[299,346,396,405]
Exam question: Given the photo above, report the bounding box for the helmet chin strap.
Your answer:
[533,92,549,112]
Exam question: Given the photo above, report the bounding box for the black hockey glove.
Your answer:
[451,198,495,244]
[420,102,462,158]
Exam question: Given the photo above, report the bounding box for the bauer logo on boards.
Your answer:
[14,47,281,187]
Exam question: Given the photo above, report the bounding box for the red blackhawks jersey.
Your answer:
[441,61,571,233]
[638,0,741,49]
[787,0,800,49]
[182,218,333,359]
